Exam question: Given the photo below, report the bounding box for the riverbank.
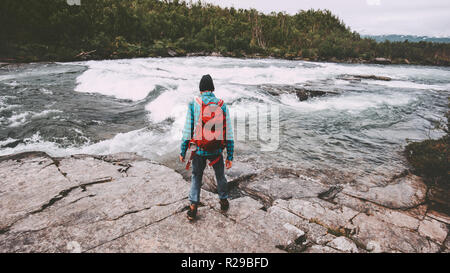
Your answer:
[0,50,443,67]
[1,151,448,253]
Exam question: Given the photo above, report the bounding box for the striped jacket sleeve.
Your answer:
[224,103,234,161]
[180,101,194,158]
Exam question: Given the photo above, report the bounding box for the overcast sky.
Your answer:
[199,0,450,37]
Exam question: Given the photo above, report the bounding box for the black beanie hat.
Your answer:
[199,74,215,91]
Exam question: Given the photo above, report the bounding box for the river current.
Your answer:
[0,57,448,178]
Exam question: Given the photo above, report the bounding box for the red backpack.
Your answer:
[190,96,227,150]
[185,97,227,170]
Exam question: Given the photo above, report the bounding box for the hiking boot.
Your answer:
[220,199,229,212]
[187,203,198,221]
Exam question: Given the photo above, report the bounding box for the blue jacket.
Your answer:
[180,92,234,161]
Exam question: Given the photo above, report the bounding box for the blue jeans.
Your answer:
[189,154,228,204]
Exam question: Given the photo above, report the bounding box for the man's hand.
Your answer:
[179,155,185,162]
[225,160,232,169]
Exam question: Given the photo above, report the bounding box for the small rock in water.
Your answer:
[259,84,338,101]
[295,89,328,101]
[373,57,392,64]
[210,52,223,57]
[338,74,392,81]
[167,49,178,57]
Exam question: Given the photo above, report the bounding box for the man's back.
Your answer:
[181,91,234,159]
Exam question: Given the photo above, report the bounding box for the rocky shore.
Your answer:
[0,151,448,253]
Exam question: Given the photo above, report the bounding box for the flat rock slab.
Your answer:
[0,152,296,253]
[327,237,359,253]
[0,152,448,253]
[351,213,441,253]
[0,152,74,231]
[418,216,449,244]
[238,167,330,207]
[342,174,427,209]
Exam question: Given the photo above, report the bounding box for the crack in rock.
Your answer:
[109,198,188,221]
[31,177,113,215]
[0,177,114,235]
[274,203,364,251]
[83,203,187,252]
[342,192,427,212]
[318,186,343,203]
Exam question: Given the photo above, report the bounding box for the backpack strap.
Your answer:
[185,148,196,170]
[205,99,224,107]
[195,97,203,106]
[208,155,221,167]
[196,97,224,108]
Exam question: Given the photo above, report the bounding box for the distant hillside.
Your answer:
[365,35,450,44]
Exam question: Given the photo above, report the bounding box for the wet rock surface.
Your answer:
[337,74,392,81]
[259,84,339,101]
[0,152,448,253]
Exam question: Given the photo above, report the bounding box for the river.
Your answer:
[0,57,448,179]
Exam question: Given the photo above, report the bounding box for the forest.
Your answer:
[1,0,450,65]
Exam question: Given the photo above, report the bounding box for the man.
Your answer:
[179,74,234,221]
